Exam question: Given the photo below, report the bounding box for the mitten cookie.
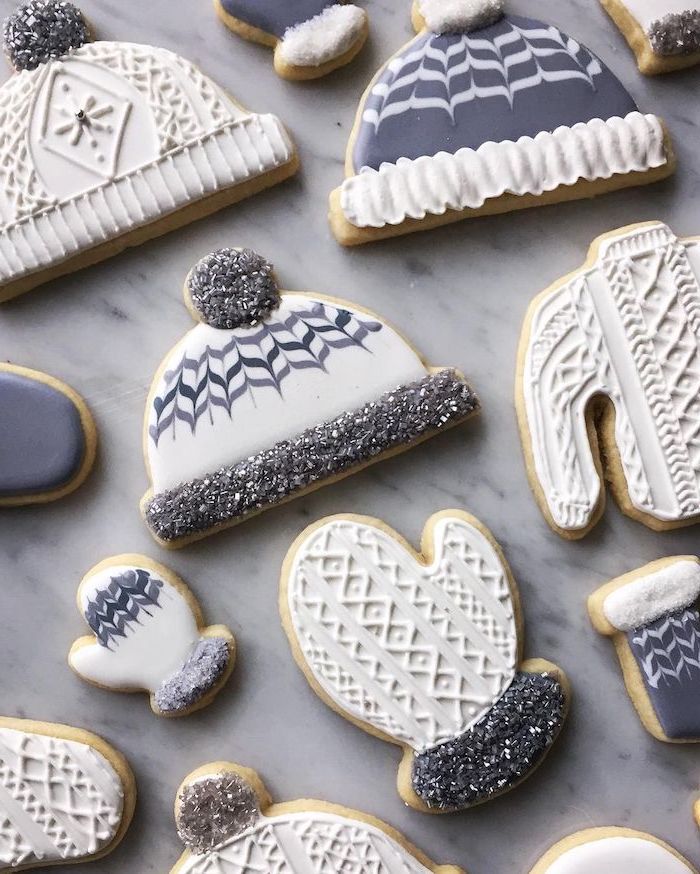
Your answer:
[0,716,135,871]
[589,556,700,742]
[214,1,369,80]
[170,762,466,873]
[529,827,696,873]
[69,555,235,717]
[329,0,674,245]
[281,510,570,812]
[517,222,700,539]
[141,249,479,547]
[601,0,700,74]
[0,0,297,302]
[0,363,95,505]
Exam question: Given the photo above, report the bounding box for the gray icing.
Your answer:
[628,607,700,739]
[219,0,338,38]
[0,370,85,497]
[353,15,638,172]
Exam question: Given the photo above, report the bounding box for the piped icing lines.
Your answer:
[141,249,479,547]
[0,364,95,505]
[0,0,296,300]
[589,557,700,741]
[0,718,133,870]
[529,828,696,874]
[518,222,700,538]
[214,0,368,79]
[170,763,466,874]
[281,511,568,812]
[69,556,235,716]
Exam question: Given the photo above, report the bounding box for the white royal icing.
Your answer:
[0,727,124,868]
[621,0,698,31]
[147,294,427,493]
[0,41,293,285]
[521,222,700,533]
[341,112,666,228]
[286,515,518,753]
[278,5,367,67]
[178,807,431,874]
[418,0,504,33]
[603,560,700,631]
[540,836,692,874]
[69,564,204,692]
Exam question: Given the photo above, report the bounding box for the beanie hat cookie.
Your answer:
[281,511,570,812]
[601,0,700,74]
[0,0,297,302]
[214,1,369,80]
[69,555,235,718]
[141,250,480,548]
[329,0,674,245]
[517,222,700,539]
[170,761,466,873]
[589,557,700,742]
[0,362,95,505]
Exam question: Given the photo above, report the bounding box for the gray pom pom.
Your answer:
[177,772,259,854]
[3,0,89,71]
[648,12,700,57]
[187,248,281,329]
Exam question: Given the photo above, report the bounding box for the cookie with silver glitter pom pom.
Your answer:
[0,0,297,302]
[601,0,700,74]
[69,554,235,717]
[170,761,468,873]
[280,510,570,813]
[141,249,480,548]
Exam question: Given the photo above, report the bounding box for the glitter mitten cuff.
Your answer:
[155,637,232,715]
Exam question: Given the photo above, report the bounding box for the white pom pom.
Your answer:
[418,0,504,33]
[278,5,367,67]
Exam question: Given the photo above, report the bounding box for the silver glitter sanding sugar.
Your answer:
[177,773,260,854]
[155,637,230,714]
[649,12,700,56]
[3,0,88,71]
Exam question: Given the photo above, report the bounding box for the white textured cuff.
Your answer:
[418,0,504,33]
[278,5,366,67]
[603,560,700,631]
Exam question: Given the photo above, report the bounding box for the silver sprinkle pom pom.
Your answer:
[649,12,700,57]
[3,0,88,71]
[177,773,259,854]
[188,248,281,330]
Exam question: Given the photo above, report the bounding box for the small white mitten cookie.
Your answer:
[69,555,235,717]
[170,762,467,874]
[0,716,135,871]
[281,510,570,812]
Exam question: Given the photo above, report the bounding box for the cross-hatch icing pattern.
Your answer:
[523,223,700,530]
[287,518,517,752]
[0,729,123,867]
[179,814,431,874]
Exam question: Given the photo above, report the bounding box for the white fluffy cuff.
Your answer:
[603,560,700,632]
[278,5,367,68]
[419,0,504,33]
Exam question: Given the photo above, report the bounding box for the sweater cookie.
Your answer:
[69,555,235,717]
[0,716,135,871]
[141,249,480,547]
[280,510,570,812]
[589,556,700,742]
[329,0,674,245]
[214,0,369,80]
[170,761,466,873]
[517,221,700,539]
[0,0,297,302]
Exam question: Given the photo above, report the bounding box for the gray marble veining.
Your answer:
[0,0,698,871]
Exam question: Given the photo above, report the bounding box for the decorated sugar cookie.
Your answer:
[0,363,95,505]
[517,222,700,539]
[69,555,235,717]
[141,249,479,548]
[0,0,297,302]
[0,716,135,870]
[329,0,674,246]
[529,827,697,873]
[170,761,466,873]
[589,557,700,742]
[601,0,700,74]
[280,511,569,812]
[214,1,369,80]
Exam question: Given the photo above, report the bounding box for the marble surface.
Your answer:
[0,0,699,871]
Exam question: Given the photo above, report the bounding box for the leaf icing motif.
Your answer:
[84,569,164,649]
[631,608,700,689]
